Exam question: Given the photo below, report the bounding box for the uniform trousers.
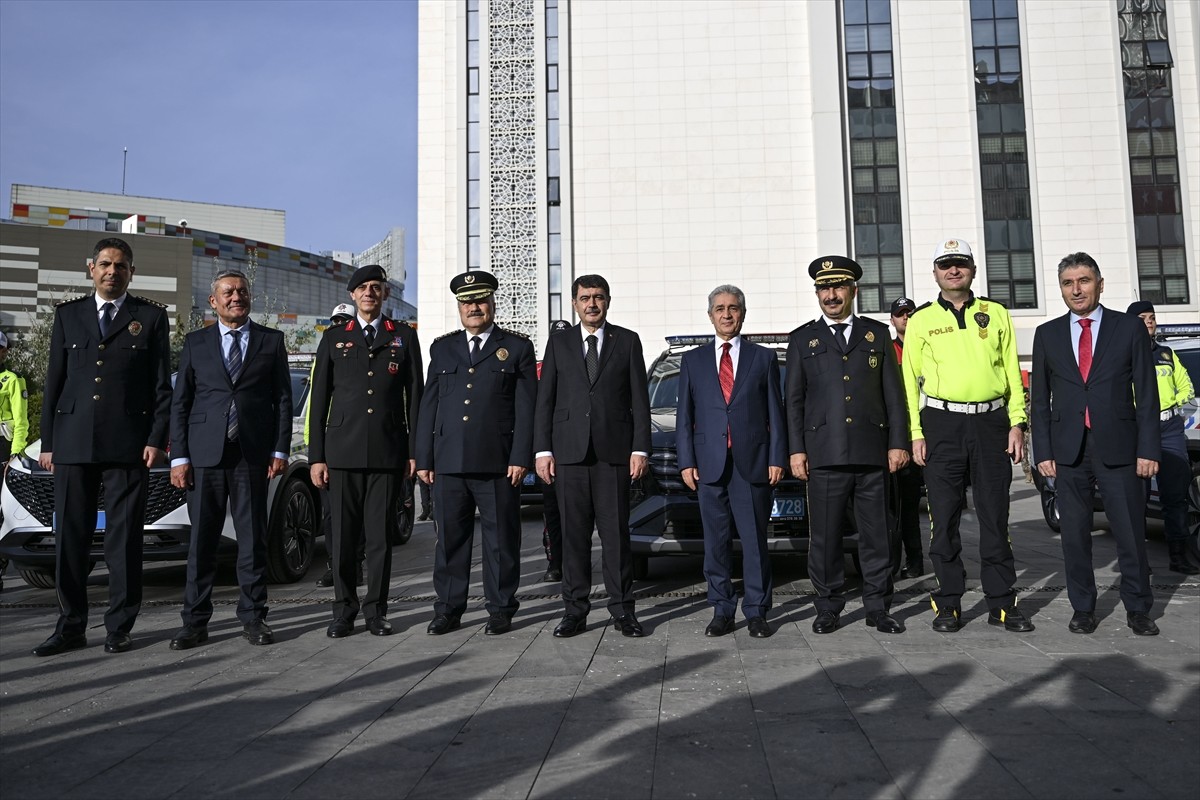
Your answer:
[1154,416,1190,543]
[432,472,522,618]
[697,450,773,619]
[1059,429,1153,613]
[921,406,1017,611]
[181,440,269,627]
[53,462,147,635]
[889,464,924,569]
[329,468,400,622]
[807,465,893,614]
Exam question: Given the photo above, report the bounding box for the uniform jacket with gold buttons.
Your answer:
[40,293,172,464]
[785,316,908,469]
[415,327,536,475]
[308,316,423,470]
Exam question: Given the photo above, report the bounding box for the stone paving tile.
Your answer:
[755,713,903,800]
[529,717,658,800]
[652,727,774,799]
[869,732,1035,800]
[984,733,1160,799]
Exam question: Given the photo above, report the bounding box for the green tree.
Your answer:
[6,302,58,439]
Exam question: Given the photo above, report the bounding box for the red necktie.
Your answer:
[1078,318,1092,428]
[720,342,734,448]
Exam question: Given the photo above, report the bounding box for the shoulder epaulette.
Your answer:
[434,329,462,343]
[133,295,167,308]
[1157,345,1175,361]
[914,301,934,312]
[799,319,819,330]
[56,294,88,306]
[503,328,530,339]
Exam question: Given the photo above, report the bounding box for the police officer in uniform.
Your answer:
[1127,300,1198,574]
[309,265,423,638]
[0,330,29,592]
[902,238,1032,633]
[417,271,536,635]
[33,237,172,656]
[888,297,925,578]
[786,257,909,635]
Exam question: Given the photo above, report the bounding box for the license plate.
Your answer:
[771,497,804,519]
[51,511,106,532]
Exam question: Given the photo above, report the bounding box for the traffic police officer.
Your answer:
[1127,300,1198,574]
[0,330,29,592]
[787,257,910,634]
[902,238,1033,633]
[417,271,536,635]
[309,265,423,638]
[888,297,925,578]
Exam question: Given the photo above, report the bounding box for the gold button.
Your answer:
[369,353,375,358]
[367,408,374,414]
[367,371,374,377]
[96,360,103,366]
[463,415,469,421]
[843,375,850,382]
[367,389,374,395]
[93,394,101,400]
[466,383,473,389]
[842,355,849,362]
[464,399,471,405]
[95,377,102,383]
[98,344,106,351]
[845,396,851,402]
[846,417,853,423]
[468,367,475,374]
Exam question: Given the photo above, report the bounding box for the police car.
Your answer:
[629,334,875,579]
[1029,323,1200,534]
[0,356,424,590]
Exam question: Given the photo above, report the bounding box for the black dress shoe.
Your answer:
[484,614,512,635]
[931,607,961,633]
[32,632,87,657]
[1068,611,1097,634]
[812,610,840,634]
[541,568,563,583]
[1127,612,1159,636]
[900,558,925,578]
[553,615,587,638]
[316,565,334,588]
[746,617,773,638]
[367,617,394,636]
[169,625,209,651]
[705,614,735,637]
[427,614,461,635]
[327,619,354,639]
[865,610,905,634]
[104,631,133,653]
[987,605,1035,632]
[613,614,645,637]
[242,620,274,645]
[418,510,430,521]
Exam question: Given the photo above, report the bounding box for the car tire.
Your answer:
[265,477,318,584]
[389,478,415,546]
[632,554,650,580]
[18,567,56,589]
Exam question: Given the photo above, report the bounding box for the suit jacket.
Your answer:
[40,293,171,464]
[308,316,423,470]
[785,316,908,469]
[416,327,536,474]
[534,322,651,464]
[676,339,786,484]
[170,321,292,468]
[1031,306,1160,467]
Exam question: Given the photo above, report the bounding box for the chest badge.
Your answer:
[868,354,880,369]
[809,338,819,348]
[128,321,142,336]
[974,312,990,340]
[496,348,509,361]
[391,336,404,347]
[388,361,399,375]
[336,342,345,349]
[864,330,875,342]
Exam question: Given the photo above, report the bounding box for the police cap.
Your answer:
[890,297,917,316]
[347,264,387,292]
[549,319,571,336]
[808,256,862,287]
[1126,300,1154,316]
[450,270,498,302]
[932,238,974,266]
[329,302,356,323]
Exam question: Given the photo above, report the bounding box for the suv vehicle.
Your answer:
[629,334,864,578]
[1029,322,1200,534]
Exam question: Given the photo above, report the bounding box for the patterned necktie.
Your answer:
[470,335,482,364]
[1078,318,1092,428]
[364,324,376,348]
[585,334,599,384]
[833,322,849,349]
[719,342,734,448]
[226,330,242,441]
[99,302,115,337]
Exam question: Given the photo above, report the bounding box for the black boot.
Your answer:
[1168,540,1199,575]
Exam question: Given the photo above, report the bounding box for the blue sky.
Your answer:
[0,0,419,291]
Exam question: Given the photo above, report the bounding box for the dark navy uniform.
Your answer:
[309,313,422,626]
[416,325,536,621]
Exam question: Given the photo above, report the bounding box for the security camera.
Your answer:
[178,219,189,227]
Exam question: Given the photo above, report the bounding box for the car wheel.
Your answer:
[265,477,318,584]
[390,478,415,546]
[1040,488,1062,533]
[632,554,650,580]
[18,567,56,589]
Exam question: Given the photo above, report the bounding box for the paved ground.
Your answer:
[1,470,1197,799]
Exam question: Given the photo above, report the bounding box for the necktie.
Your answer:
[364,324,376,347]
[833,322,848,349]
[226,330,242,441]
[1078,318,1092,428]
[719,342,734,448]
[585,334,599,384]
[470,335,482,364]
[99,302,115,337]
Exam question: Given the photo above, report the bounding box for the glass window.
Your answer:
[1000,103,1025,133]
[866,0,889,24]
[847,54,871,79]
[971,0,993,21]
[875,139,898,165]
[978,105,1002,134]
[548,65,558,91]
[845,25,869,52]
[995,19,1020,46]
[868,24,891,50]
[974,48,997,75]
[876,167,899,192]
[843,0,867,25]
[972,20,995,47]
[871,52,893,78]
[998,47,1021,73]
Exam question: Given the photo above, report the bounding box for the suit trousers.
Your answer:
[53,462,147,635]
[697,450,774,618]
[807,465,893,613]
[330,468,399,622]
[921,406,1017,611]
[181,440,270,627]
[541,479,562,569]
[1058,429,1153,614]
[557,450,634,618]
[432,472,522,618]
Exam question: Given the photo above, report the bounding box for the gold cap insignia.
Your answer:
[822,260,833,268]
[496,348,509,361]
[945,239,958,249]
[464,274,475,284]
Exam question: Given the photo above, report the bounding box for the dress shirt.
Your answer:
[821,314,854,343]
[95,293,127,323]
[714,335,742,374]
[1069,306,1103,367]
[464,325,495,349]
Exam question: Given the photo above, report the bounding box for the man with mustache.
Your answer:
[902,239,1032,634]
[168,270,292,650]
[417,271,535,635]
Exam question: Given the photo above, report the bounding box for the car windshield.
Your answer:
[647,348,788,409]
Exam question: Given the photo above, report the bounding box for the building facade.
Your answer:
[418,0,1198,358]
[353,227,409,297]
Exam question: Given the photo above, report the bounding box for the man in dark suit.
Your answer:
[417,271,536,636]
[677,285,786,638]
[534,274,651,638]
[1031,252,1161,636]
[167,271,292,649]
[786,257,910,635]
[309,265,423,638]
[33,237,171,656]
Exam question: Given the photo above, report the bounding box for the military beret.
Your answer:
[932,238,974,265]
[347,264,387,292]
[1126,300,1154,316]
[890,297,917,316]
[808,256,862,287]
[450,270,498,302]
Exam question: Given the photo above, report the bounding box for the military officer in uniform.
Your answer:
[309,265,423,638]
[902,238,1032,633]
[786,257,909,635]
[417,271,536,635]
[33,237,172,656]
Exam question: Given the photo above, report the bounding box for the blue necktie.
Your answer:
[226,330,242,441]
[99,302,114,337]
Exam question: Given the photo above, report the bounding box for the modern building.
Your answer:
[354,227,409,296]
[417,0,1198,357]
